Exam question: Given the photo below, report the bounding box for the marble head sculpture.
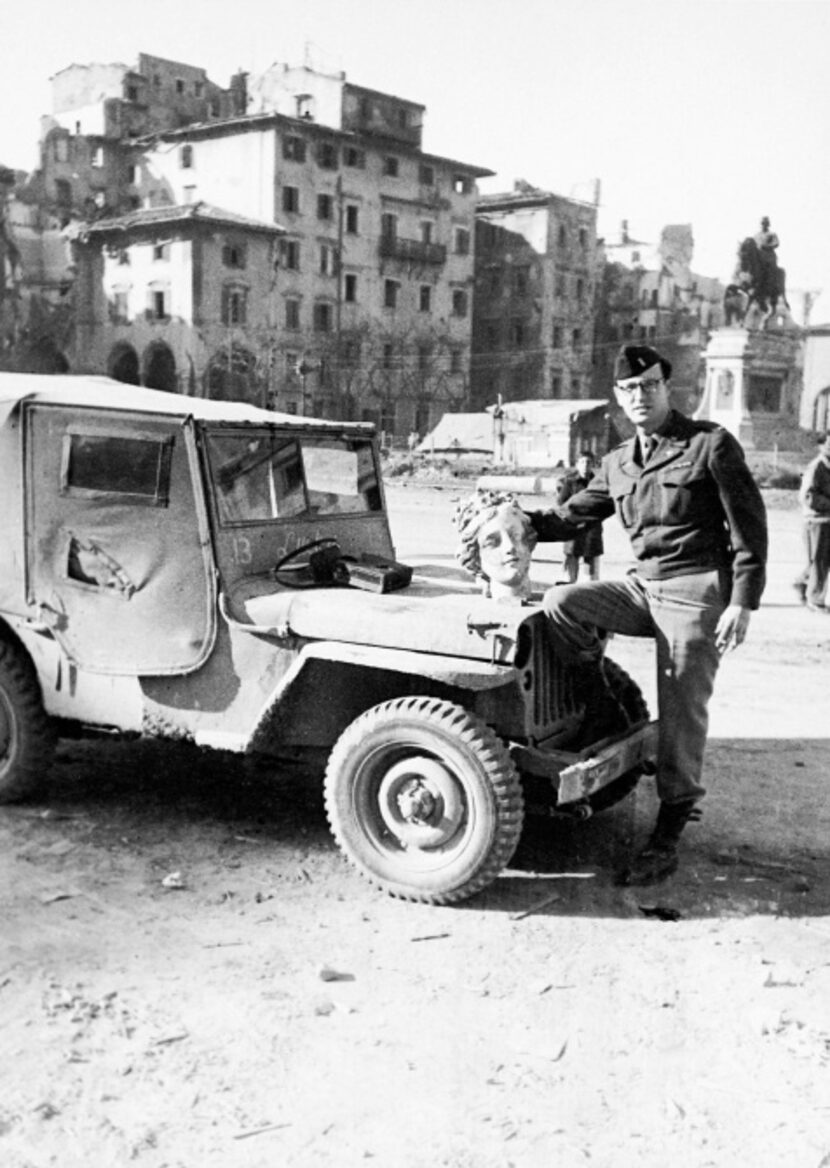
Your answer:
[454,489,537,601]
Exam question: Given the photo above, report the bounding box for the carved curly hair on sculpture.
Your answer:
[453,489,537,581]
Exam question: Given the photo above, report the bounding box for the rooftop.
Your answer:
[477,187,597,212]
[141,111,494,177]
[66,201,285,242]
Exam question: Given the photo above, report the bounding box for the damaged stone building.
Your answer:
[67,203,284,400]
[15,52,491,438]
[132,70,491,430]
[38,54,247,223]
[0,54,248,378]
[3,50,736,440]
[592,221,725,412]
[471,184,598,410]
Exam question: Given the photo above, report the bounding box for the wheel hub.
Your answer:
[377,755,466,849]
[395,780,437,825]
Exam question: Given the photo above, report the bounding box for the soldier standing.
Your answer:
[526,345,768,886]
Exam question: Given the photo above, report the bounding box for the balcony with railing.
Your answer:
[378,235,447,265]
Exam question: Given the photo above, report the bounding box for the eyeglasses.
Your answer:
[615,377,664,397]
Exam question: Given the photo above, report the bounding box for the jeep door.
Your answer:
[24,404,215,675]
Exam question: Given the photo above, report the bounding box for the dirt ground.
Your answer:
[2,485,830,1168]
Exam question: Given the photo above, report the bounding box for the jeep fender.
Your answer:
[243,641,518,755]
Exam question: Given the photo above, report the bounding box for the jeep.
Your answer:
[0,374,656,903]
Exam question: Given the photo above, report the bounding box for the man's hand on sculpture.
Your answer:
[715,605,751,655]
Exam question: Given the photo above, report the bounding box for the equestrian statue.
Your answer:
[725,216,789,328]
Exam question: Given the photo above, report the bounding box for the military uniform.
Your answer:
[555,470,604,581]
[528,408,768,805]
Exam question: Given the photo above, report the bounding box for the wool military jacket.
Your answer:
[528,410,768,609]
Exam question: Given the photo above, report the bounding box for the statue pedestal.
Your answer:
[696,328,755,446]
[697,325,802,449]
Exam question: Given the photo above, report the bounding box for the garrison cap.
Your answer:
[613,344,672,382]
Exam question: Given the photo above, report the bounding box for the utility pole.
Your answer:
[334,174,344,404]
[492,393,505,463]
[294,355,317,416]
[0,168,15,365]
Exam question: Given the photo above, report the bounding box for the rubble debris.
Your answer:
[637,904,682,922]
[151,1032,189,1046]
[511,891,561,921]
[233,1122,291,1140]
[39,890,77,905]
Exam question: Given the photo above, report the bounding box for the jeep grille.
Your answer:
[515,613,582,747]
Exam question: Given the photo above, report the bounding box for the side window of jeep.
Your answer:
[61,431,173,506]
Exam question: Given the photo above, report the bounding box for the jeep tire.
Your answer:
[324,696,524,904]
[0,638,56,803]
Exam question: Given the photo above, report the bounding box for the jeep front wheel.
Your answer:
[324,697,524,904]
[0,638,56,803]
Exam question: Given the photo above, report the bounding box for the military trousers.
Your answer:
[797,521,830,607]
[542,570,729,805]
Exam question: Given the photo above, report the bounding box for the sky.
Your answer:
[3,0,830,296]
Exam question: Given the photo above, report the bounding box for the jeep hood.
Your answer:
[225,566,542,665]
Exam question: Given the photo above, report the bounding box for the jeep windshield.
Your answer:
[205,430,383,525]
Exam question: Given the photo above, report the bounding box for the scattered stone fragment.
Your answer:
[152,1032,189,1046]
[161,871,186,890]
[233,1122,291,1140]
[40,890,76,905]
[318,965,355,982]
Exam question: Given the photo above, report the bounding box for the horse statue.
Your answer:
[733,237,789,327]
[722,283,748,327]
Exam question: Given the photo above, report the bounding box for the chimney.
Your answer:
[229,70,248,115]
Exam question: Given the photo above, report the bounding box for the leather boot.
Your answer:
[616,798,702,886]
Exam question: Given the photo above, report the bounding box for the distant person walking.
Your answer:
[794,432,830,613]
[555,451,604,582]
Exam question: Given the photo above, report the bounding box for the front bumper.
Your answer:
[510,720,658,805]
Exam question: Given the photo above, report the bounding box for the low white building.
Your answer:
[420,398,612,466]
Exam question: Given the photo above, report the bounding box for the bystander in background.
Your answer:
[794,432,830,613]
[555,451,604,582]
